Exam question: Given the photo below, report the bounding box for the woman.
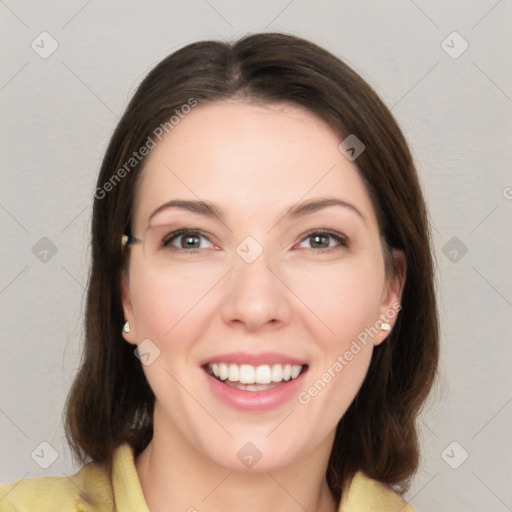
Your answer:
[0,32,438,511]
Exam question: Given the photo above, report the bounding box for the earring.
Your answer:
[122,321,131,333]
[380,322,391,332]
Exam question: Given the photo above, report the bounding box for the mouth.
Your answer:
[203,362,308,392]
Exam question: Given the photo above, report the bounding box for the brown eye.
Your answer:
[163,229,213,251]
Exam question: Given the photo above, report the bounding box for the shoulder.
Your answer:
[340,471,418,512]
[0,460,114,512]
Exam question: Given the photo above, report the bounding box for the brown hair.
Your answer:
[64,32,439,502]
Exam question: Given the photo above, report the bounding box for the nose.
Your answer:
[219,247,291,333]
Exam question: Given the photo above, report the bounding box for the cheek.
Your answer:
[129,261,222,340]
[289,260,384,412]
[287,258,386,345]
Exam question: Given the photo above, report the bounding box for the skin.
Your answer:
[121,100,405,512]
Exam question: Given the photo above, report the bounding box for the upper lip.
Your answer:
[200,352,308,367]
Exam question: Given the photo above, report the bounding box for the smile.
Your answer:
[201,361,310,411]
[204,362,307,391]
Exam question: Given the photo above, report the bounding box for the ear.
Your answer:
[120,269,137,346]
[374,249,406,346]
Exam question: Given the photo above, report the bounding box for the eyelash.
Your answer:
[162,228,350,254]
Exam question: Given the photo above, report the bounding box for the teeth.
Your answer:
[228,364,239,382]
[208,363,304,384]
[271,364,283,382]
[239,364,255,384]
[255,365,271,384]
[218,363,228,381]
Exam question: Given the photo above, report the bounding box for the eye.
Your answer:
[162,229,215,251]
[296,229,349,252]
[158,228,349,254]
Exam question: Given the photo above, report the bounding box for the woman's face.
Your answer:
[121,100,404,472]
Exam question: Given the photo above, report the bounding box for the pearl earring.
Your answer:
[122,321,131,333]
[380,322,391,332]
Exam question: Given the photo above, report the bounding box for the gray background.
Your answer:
[1,1,511,510]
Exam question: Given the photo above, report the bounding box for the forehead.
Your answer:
[132,100,378,232]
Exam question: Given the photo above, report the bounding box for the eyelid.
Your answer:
[295,228,350,250]
[161,227,349,253]
[162,228,218,249]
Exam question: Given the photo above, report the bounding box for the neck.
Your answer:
[135,410,338,512]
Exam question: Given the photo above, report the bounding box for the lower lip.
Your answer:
[203,367,308,412]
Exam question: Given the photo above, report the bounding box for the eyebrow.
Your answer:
[147,197,365,225]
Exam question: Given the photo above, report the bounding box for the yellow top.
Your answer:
[0,443,417,511]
